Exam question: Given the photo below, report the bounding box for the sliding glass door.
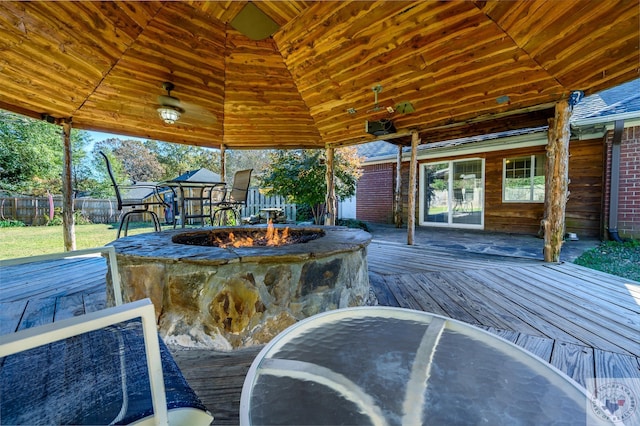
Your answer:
[420,159,484,228]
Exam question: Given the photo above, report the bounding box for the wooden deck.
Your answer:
[1,241,639,425]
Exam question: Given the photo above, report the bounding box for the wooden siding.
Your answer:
[483,146,544,234]
[359,138,604,237]
[565,139,604,237]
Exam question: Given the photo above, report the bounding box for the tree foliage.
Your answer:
[0,111,89,195]
[261,148,363,224]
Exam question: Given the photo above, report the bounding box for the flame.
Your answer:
[265,220,289,246]
[211,220,291,248]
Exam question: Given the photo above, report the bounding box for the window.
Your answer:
[503,154,545,202]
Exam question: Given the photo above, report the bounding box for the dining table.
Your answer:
[240,307,605,425]
[161,179,226,227]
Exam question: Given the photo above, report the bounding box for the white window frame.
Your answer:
[502,154,545,203]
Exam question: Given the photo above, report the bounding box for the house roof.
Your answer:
[172,168,222,183]
[0,1,638,150]
[572,78,640,121]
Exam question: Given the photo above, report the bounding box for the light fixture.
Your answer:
[157,106,181,124]
[157,82,184,124]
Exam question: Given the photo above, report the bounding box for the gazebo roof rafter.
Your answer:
[0,0,637,149]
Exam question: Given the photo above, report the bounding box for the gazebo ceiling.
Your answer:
[0,1,638,149]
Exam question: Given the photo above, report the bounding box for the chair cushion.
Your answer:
[0,319,208,425]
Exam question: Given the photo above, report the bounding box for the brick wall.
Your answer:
[603,125,640,239]
[356,163,394,223]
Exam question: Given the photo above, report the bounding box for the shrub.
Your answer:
[46,208,93,226]
[0,219,25,227]
[337,219,370,232]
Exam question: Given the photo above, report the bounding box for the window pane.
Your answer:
[452,159,482,225]
[424,163,449,223]
[504,156,542,202]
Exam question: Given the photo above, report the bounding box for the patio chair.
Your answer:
[0,247,213,425]
[453,188,464,212]
[99,151,169,238]
[211,169,252,226]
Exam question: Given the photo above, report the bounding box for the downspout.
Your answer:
[608,119,624,242]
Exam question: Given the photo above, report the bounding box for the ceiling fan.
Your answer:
[347,84,415,116]
[156,82,217,126]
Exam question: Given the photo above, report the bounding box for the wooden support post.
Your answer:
[61,119,76,251]
[324,147,336,226]
[407,131,420,245]
[220,144,226,182]
[394,144,403,228]
[542,99,573,262]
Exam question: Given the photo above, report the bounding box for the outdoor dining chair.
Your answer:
[99,151,169,238]
[210,169,252,226]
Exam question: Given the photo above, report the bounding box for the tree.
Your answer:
[0,110,89,196]
[261,148,363,224]
[94,139,164,182]
[151,142,221,180]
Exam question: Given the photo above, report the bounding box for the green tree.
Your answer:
[0,111,89,196]
[261,148,363,224]
[94,139,164,182]
[151,142,220,180]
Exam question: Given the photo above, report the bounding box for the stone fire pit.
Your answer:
[107,225,371,350]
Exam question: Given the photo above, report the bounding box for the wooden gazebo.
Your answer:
[0,1,638,260]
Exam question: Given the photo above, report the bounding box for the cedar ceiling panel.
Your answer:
[72,2,226,147]
[276,1,565,145]
[478,0,640,94]
[0,1,156,117]
[189,1,247,24]
[223,30,321,149]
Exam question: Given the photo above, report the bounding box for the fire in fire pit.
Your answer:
[172,221,323,248]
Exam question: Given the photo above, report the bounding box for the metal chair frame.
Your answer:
[210,169,252,226]
[99,151,169,238]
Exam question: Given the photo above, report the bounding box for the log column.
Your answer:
[220,144,226,182]
[542,93,580,262]
[394,144,403,228]
[61,118,76,251]
[407,131,420,245]
[325,146,336,226]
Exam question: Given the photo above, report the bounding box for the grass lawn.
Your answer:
[574,240,640,282]
[0,223,166,259]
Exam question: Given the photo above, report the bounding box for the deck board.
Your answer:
[2,238,639,425]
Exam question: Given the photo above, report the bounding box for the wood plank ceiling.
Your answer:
[0,1,637,149]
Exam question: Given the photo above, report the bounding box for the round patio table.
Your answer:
[240,307,604,425]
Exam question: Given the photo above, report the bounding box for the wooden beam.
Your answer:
[542,99,573,262]
[324,147,336,226]
[394,144,403,228]
[407,131,420,245]
[61,119,76,251]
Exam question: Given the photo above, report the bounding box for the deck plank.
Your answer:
[515,334,554,362]
[551,342,595,390]
[486,267,640,355]
[171,346,261,425]
[17,297,56,330]
[54,294,86,321]
[2,236,640,425]
[0,300,27,335]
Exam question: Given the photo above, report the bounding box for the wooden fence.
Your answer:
[0,188,295,225]
[0,196,118,225]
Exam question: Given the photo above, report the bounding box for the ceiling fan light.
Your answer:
[157,106,181,124]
